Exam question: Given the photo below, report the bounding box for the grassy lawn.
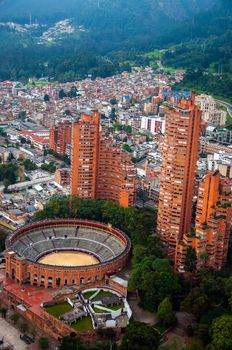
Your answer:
[82,290,96,299]
[144,49,165,59]
[102,304,123,311]
[93,307,110,314]
[92,290,114,302]
[72,316,93,331]
[28,81,49,85]
[45,302,72,318]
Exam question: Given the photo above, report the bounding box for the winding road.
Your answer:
[216,99,232,117]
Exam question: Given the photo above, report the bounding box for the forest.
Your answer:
[0,0,231,102]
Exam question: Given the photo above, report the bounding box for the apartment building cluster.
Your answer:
[1,69,231,264]
[196,94,227,127]
[175,171,231,272]
[157,94,232,273]
[71,112,136,207]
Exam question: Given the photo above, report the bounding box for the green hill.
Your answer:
[0,0,231,101]
[161,0,232,100]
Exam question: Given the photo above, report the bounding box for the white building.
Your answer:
[141,116,165,134]
[196,94,226,126]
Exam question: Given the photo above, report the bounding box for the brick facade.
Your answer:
[5,220,131,288]
[175,171,232,272]
[157,95,201,255]
[71,112,136,207]
[49,120,72,156]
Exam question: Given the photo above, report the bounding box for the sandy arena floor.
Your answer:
[38,251,99,266]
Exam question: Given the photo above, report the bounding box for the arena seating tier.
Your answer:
[10,224,127,265]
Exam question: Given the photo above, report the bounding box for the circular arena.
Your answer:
[5,219,131,288]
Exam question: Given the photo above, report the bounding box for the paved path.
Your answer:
[0,317,27,350]
[128,298,157,325]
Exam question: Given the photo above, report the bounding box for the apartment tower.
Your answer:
[157,94,201,255]
[175,171,232,272]
[71,112,136,207]
[49,120,72,156]
[71,112,100,200]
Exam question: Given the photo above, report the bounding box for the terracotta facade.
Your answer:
[175,171,232,272]
[71,112,136,207]
[157,95,201,255]
[5,219,131,288]
[49,120,72,156]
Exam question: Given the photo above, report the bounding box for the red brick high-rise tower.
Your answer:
[71,112,100,200]
[157,94,201,255]
[175,171,232,272]
[49,120,72,156]
[71,112,136,207]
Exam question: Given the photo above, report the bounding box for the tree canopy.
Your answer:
[209,315,232,350]
[121,321,160,350]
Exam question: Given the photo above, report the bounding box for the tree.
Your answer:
[18,111,26,121]
[185,246,197,273]
[0,308,7,318]
[59,335,84,350]
[122,144,132,153]
[152,258,170,272]
[7,152,14,161]
[39,337,49,349]
[121,321,160,350]
[157,297,176,328]
[110,107,117,122]
[136,188,148,207]
[209,315,232,350]
[10,313,20,324]
[0,230,7,252]
[44,94,50,102]
[59,89,66,99]
[3,178,10,192]
[23,159,38,171]
[110,98,117,105]
[200,252,209,268]
[68,86,77,98]
[41,162,56,173]
[20,137,26,144]
[64,109,72,116]
[181,288,209,320]
[129,256,181,311]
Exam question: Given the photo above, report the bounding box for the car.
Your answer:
[20,334,34,344]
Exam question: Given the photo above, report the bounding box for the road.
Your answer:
[0,175,55,191]
[216,99,232,117]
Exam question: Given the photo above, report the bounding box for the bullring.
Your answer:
[5,219,131,288]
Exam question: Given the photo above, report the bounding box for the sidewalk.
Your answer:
[0,317,27,350]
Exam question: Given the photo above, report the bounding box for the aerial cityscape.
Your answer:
[0,1,231,350]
